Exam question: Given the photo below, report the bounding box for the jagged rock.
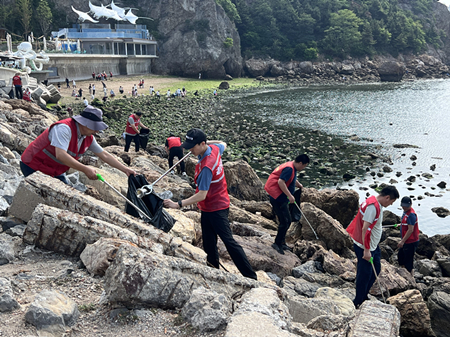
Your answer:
[0,233,16,265]
[378,61,405,82]
[229,221,274,239]
[417,233,449,259]
[103,244,259,309]
[301,188,359,227]
[416,259,442,277]
[24,204,205,264]
[218,235,301,278]
[232,199,274,220]
[283,276,321,298]
[229,203,277,231]
[223,160,268,201]
[293,241,327,264]
[369,260,415,297]
[382,210,401,226]
[315,287,355,316]
[244,58,270,77]
[270,64,285,76]
[428,291,450,337]
[322,250,356,277]
[387,289,434,337]
[80,238,139,276]
[25,290,79,335]
[306,314,354,332]
[287,295,341,324]
[289,202,353,255]
[348,301,400,337]
[432,207,450,218]
[299,61,314,74]
[433,251,450,277]
[340,64,355,75]
[0,277,20,312]
[225,287,293,336]
[181,286,232,331]
[292,261,323,278]
[166,208,196,243]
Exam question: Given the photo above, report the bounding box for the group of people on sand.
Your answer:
[92,71,112,81]
[18,101,419,308]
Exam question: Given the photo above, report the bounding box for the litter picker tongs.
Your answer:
[136,152,191,199]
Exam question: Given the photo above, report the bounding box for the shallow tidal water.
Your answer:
[223,80,450,236]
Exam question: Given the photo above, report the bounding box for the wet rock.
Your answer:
[0,277,20,312]
[422,172,433,179]
[437,181,447,188]
[104,244,259,309]
[427,291,450,337]
[301,188,359,227]
[410,155,417,161]
[181,286,232,331]
[382,166,393,173]
[223,160,267,201]
[407,175,416,182]
[348,301,400,337]
[378,61,405,82]
[387,289,434,337]
[25,290,79,335]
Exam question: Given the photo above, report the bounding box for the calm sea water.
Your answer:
[226,80,450,236]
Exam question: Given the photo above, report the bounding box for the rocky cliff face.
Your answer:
[141,0,242,78]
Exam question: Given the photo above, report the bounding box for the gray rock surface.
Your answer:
[181,286,232,331]
[25,290,79,335]
[0,277,20,312]
[428,291,450,337]
[347,301,400,337]
[0,233,15,265]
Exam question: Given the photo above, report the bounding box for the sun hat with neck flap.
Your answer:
[73,105,108,131]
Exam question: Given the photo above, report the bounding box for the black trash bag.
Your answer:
[8,87,14,99]
[125,174,175,233]
[289,188,302,222]
[139,128,150,150]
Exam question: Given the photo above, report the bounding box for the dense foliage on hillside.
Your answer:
[217,0,445,60]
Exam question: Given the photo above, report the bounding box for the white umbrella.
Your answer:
[43,37,47,51]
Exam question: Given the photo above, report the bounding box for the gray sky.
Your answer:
[439,0,450,7]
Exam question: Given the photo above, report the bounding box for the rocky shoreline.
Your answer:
[0,98,450,337]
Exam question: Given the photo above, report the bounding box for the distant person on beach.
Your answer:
[78,88,83,98]
[346,185,399,308]
[110,71,113,78]
[166,89,171,99]
[23,88,33,102]
[397,196,420,276]
[72,79,76,88]
[12,72,23,99]
[156,90,160,99]
[198,73,201,79]
[92,84,96,96]
[265,154,310,255]
[163,128,257,280]
[110,89,115,98]
[65,78,70,88]
[194,90,199,96]
[20,106,135,184]
[83,97,88,107]
[165,134,186,176]
[92,72,95,79]
[57,83,61,91]
[124,111,148,152]
[119,86,124,94]
[149,86,154,95]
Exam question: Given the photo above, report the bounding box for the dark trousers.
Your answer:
[201,208,257,280]
[353,244,381,307]
[168,146,185,173]
[124,134,140,152]
[270,198,292,245]
[15,85,23,99]
[398,241,418,272]
[20,161,69,185]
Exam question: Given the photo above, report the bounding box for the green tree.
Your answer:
[216,0,241,23]
[36,0,52,37]
[322,9,363,57]
[15,0,33,37]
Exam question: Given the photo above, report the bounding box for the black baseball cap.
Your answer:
[135,111,143,116]
[400,196,412,207]
[182,128,206,149]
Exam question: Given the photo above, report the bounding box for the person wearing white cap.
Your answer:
[20,105,135,184]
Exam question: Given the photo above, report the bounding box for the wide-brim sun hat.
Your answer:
[72,105,108,131]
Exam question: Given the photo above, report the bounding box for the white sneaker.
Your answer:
[182,172,187,176]
[170,170,175,174]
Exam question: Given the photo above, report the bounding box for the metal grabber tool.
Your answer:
[96,173,152,222]
[382,224,399,229]
[369,257,386,303]
[292,201,319,240]
[136,152,191,198]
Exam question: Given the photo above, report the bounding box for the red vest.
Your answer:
[23,91,31,101]
[13,75,22,86]
[125,114,140,135]
[264,161,296,199]
[167,136,181,149]
[194,145,230,212]
[401,208,419,244]
[346,195,381,250]
[21,118,93,177]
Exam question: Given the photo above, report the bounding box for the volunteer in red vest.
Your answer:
[165,134,186,176]
[12,72,23,99]
[23,88,33,102]
[20,105,136,184]
[397,196,419,276]
[264,154,310,255]
[124,111,148,152]
[163,128,257,280]
[346,186,399,308]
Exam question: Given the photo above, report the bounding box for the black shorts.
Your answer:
[398,241,419,272]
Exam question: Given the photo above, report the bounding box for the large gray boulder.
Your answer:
[103,243,259,309]
[25,290,79,335]
[348,301,400,337]
[378,61,405,82]
[244,58,270,77]
[428,291,450,337]
[0,233,16,265]
[181,286,232,331]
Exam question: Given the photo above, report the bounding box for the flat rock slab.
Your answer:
[104,244,262,309]
[348,301,400,337]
